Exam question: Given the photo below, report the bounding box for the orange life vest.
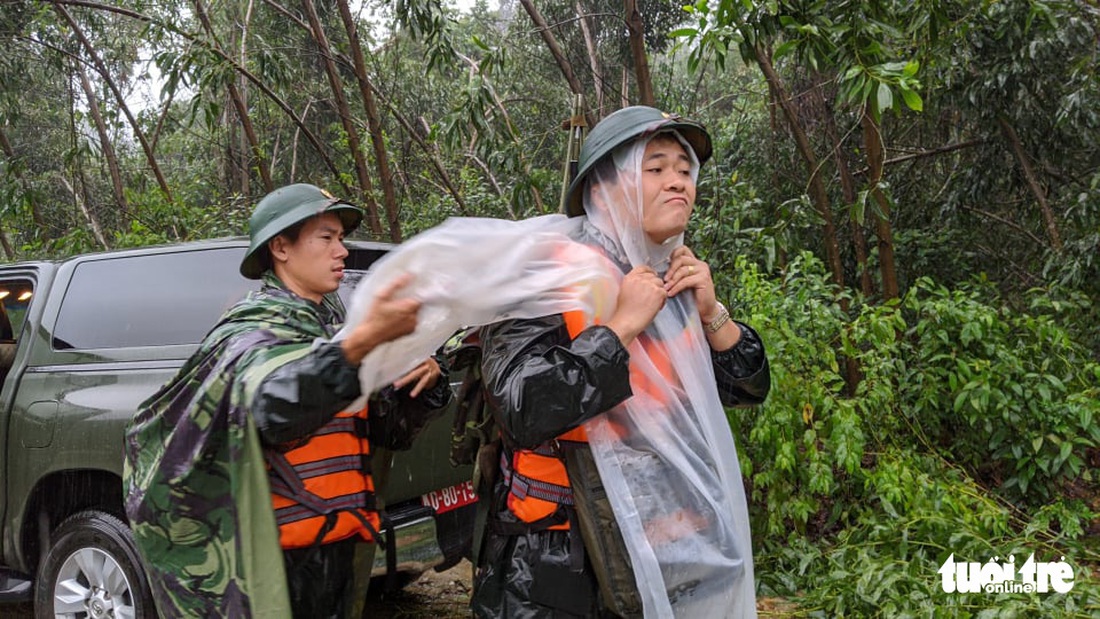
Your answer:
[502,310,678,530]
[267,405,382,549]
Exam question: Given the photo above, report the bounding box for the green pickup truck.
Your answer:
[0,239,476,616]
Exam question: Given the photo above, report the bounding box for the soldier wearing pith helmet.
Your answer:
[471,106,770,618]
[125,183,451,618]
[239,183,364,279]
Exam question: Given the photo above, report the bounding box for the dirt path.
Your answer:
[3,560,798,617]
[370,560,799,618]
[367,560,473,618]
[0,565,474,619]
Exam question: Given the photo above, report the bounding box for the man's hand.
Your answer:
[606,266,666,347]
[664,246,741,349]
[342,273,421,365]
[393,357,441,398]
[664,246,718,318]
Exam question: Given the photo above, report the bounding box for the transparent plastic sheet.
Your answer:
[333,215,619,406]
[576,132,755,618]
[581,297,754,618]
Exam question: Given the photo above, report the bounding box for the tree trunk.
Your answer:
[237,0,257,194]
[76,0,347,192]
[807,76,863,393]
[221,99,239,193]
[149,82,175,153]
[762,79,787,270]
[576,2,603,113]
[232,0,272,193]
[997,116,1062,251]
[52,2,175,205]
[624,0,654,106]
[518,0,596,128]
[0,125,42,256]
[59,175,109,250]
[337,0,402,242]
[620,67,630,109]
[216,30,242,197]
[288,101,315,181]
[0,224,12,259]
[381,99,468,215]
[76,64,128,216]
[755,47,845,288]
[301,0,384,238]
[861,105,899,300]
[815,78,872,296]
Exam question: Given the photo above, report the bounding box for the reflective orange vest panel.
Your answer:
[505,310,680,529]
[268,405,381,549]
[503,312,587,529]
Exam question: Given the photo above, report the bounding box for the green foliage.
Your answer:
[393,0,458,73]
[681,0,936,118]
[900,278,1100,504]
[716,252,1100,615]
[728,253,854,537]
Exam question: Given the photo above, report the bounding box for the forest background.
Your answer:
[1,0,1098,615]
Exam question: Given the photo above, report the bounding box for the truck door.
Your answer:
[0,273,38,559]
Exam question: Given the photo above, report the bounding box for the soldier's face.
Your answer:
[269,212,349,303]
[640,136,695,245]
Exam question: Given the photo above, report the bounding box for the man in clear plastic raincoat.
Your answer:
[470,106,771,618]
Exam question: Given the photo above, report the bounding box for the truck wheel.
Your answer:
[34,510,155,619]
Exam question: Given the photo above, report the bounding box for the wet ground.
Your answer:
[2,560,799,617]
[366,559,472,618]
[0,561,474,619]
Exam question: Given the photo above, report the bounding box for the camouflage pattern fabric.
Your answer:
[123,272,346,618]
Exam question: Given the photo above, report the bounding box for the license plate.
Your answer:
[421,480,478,514]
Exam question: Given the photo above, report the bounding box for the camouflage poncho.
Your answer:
[123,273,348,618]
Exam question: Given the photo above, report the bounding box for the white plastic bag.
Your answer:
[334,215,617,397]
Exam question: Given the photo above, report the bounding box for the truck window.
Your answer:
[0,278,33,341]
[0,278,32,381]
[53,248,257,350]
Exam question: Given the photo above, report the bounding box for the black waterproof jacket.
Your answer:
[471,312,769,618]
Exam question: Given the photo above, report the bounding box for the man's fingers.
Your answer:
[666,246,700,281]
[670,246,696,261]
[393,363,426,388]
[408,373,432,398]
[394,359,438,393]
[376,272,414,300]
[393,371,415,389]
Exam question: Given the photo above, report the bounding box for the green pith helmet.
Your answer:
[239,183,364,279]
[564,106,713,217]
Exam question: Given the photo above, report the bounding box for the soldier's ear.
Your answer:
[268,235,290,264]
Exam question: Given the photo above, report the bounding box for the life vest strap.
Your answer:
[307,415,370,438]
[268,451,372,515]
[500,451,574,506]
[287,454,371,479]
[273,490,377,526]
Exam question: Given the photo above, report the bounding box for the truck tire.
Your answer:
[34,510,155,619]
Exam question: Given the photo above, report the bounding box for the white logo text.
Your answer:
[939,553,1075,594]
